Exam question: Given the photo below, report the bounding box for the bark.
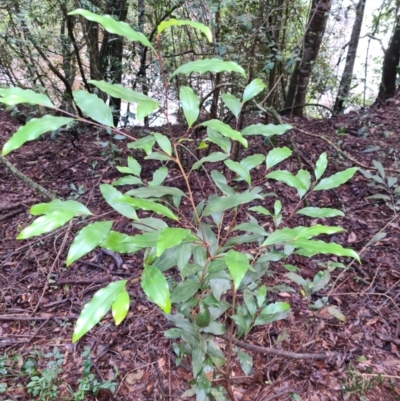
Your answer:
[210,1,222,120]
[334,0,366,113]
[283,0,332,117]
[376,16,400,102]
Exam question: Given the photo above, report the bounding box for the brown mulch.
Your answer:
[1,95,400,401]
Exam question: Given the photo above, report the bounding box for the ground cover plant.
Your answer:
[3,8,396,401]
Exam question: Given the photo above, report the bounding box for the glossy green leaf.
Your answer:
[203,191,261,216]
[256,285,267,308]
[225,160,251,185]
[67,221,113,266]
[249,206,272,216]
[314,167,358,191]
[292,239,360,262]
[116,195,178,221]
[296,169,311,198]
[243,289,257,317]
[112,176,143,186]
[171,279,200,303]
[0,87,53,108]
[69,9,154,50]
[192,152,229,170]
[241,123,292,137]
[17,211,75,239]
[126,185,185,198]
[30,200,92,216]
[266,147,292,170]
[2,115,74,155]
[296,207,344,218]
[153,132,172,156]
[100,231,141,253]
[267,170,307,191]
[225,250,250,289]
[122,231,159,248]
[127,156,141,176]
[170,58,246,79]
[72,280,127,342]
[201,321,226,335]
[254,302,290,325]
[73,90,114,127]
[243,79,266,103]
[127,135,155,155]
[315,152,327,180]
[240,154,265,170]
[145,152,173,161]
[156,227,190,256]
[158,19,212,42]
[100,184,138,220]
[221,93,242,118]
[238,351,253,375]
[112,290,130,325]
[141,265,171,313]
[326,306,346,322]
[89,80,159,120]
[206,128,232,153]
[210,170,235,195]
[201,120,247,147]
[179,86,199,127]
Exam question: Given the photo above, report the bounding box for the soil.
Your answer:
[1,96,400,401]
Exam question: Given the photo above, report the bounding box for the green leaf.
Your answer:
[238,351,253,375]
[256,285,267,308]
[0,87,54,108]
[145,152,173,161]
[296,169,311,198]
[260,301,290,315]
[203,191,261,216]
[127,156,141,176]
[179,86,199,127]
[100,231,141,253]
[127,135,155,155]
[225,250,250,289]
[326,306,346,322]
[206,128,232,153]
[112,290,130,325]
[17,211,75,239]
[201,321,226,335]
[69,9,154,50]
[170,58,246,79]
[241,123,292,137]
[126,185,185,198]
[224,160,251,185]
[192,152,229,170]
[266,147,292,170]
[314,167,358,191]
[157,19,212,42]
[243,289,257,318]
[67,221,113,266]
[112,176,143,186]
[240,154,265,170]
[73,90,114,127]
[201,120,247,147]
[100,184,138,220]
[267,170,307,191]
[30,200,92,216]
[292,239,360,262]
[254,302,290,325]
[249,206,272,216]
[116,195,178,221]
[2,115,74,155]
[242,79,266,103]
[221,94,242,118]
[315,152,327,180]
[122,232,159,248]
[153,132,172,156]
[89,80,159,120]
[296,207,344,218]
[171,279,200,303]
[141,265,171,313]
[156,228,190,256]
[72,280,127,342]
[210,170,235,195]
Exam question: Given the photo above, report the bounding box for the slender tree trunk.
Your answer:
[283,0,332,117]
[210,0,222,120]
[137,0,148,126]
[376,15,400,102]
[334,0,366,113]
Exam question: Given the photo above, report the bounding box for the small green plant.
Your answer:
[0,10,360,400]
[26,347,63,401]
[360,160,400,212]
[72,346,117,401]
[342,362,380,399]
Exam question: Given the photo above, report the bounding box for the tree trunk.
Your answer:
[376,16,400,102]
[99,0,128,126]
[334,0,366,113]
[283,0,332,117]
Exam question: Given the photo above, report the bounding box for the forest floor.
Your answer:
[1,96,400,401]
